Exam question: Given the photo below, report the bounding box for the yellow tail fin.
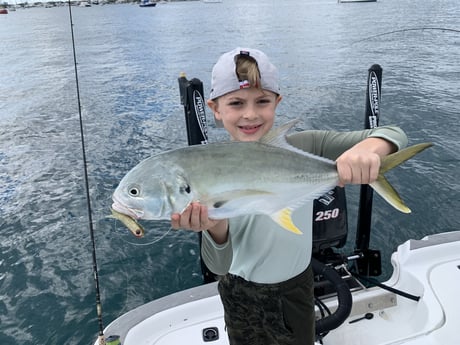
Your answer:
[370,142,433,213]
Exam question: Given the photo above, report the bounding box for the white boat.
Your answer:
[139,0,157,7]
[93,71,458,345]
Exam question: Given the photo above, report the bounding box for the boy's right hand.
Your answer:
[171,202,220,232]
[171,202,229,244]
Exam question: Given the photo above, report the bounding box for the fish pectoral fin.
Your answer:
[370,176,411,214]
[271,208,303,234]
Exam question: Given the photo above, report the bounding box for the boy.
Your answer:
[172,47,407,345]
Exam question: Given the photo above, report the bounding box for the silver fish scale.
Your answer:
[169,141,338,185]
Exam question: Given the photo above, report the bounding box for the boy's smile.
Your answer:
[239,123,263,135]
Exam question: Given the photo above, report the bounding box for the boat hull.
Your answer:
[139,2,157,7]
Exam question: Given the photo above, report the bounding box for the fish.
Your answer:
[110,208,145,238]
[111,120,432,235]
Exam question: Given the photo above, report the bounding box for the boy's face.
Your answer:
[207,88,282,142]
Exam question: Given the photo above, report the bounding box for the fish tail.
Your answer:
[271,208,303,234]
[379,142,433,174]
[370,176,411,213]
[370,142,433,213]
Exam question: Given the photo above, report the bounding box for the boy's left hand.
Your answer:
[335,137,396,187]
[336,149,381,187]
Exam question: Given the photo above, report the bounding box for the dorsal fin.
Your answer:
[259,119,300,148]
[259,119,336,165]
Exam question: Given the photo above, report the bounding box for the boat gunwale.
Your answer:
[103,282,219,343]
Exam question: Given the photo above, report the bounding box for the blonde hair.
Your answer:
[235,55,261,89]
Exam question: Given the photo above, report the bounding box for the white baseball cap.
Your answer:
[209,47,280,99]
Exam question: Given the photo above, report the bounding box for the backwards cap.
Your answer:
[209,47,280,99]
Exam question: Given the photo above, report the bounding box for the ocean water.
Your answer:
[0,0,459,344]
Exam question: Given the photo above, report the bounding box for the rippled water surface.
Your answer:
[0,0,459,344]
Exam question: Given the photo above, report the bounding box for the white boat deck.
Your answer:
[96,232,460,345]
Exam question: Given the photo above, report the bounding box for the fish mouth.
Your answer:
[111,195,144,219]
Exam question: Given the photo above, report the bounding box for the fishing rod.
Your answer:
[67,2,106,344]
[350,26,460,45]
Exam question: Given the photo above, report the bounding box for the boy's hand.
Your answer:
[336,137,395,187]
[336,149,381,187]
[171,202,221,232]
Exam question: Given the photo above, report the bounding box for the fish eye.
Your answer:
[180,184,191,194]
[128,186,140,197]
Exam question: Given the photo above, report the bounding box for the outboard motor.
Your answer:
[312,187,348,255]
[312,187,352,338]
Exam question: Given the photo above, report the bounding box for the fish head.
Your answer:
[112,160,194,220]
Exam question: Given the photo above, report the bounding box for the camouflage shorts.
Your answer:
[218,265,315,345]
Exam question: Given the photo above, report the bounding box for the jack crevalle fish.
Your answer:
[112,120,432,235]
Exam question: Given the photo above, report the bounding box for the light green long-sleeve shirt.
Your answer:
[201,126,408,284]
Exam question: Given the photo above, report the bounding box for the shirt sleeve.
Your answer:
[286,125,408,160]
[200,229,233,275]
